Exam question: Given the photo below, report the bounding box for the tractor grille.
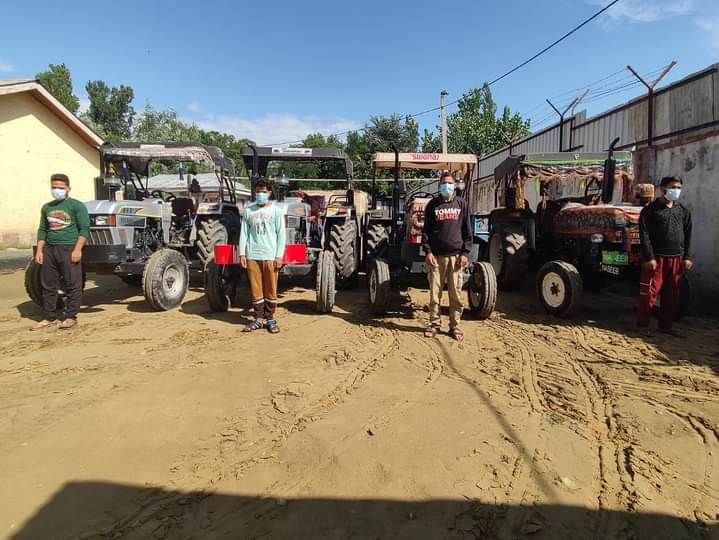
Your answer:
[88,228,114,245]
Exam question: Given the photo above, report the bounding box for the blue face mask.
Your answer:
[255,192,270,205]
[439,183,455,198]
[51,188,67,200]
[664,188,681,202]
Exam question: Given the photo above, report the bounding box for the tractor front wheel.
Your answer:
[536,260,583,318]
[467,261,497,320]
[368,257,391,314]
[316,250,336,313]
[142,249,189,311]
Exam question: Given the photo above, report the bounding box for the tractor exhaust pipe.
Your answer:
[248,144,259,200]
[601,137,621,204]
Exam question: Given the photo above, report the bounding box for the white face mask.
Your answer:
[51,188,67,200]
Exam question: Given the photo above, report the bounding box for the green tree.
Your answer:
[420,129,441,153]
[84,80,135,140]
[132,103,201,142]
[35,63,80,114]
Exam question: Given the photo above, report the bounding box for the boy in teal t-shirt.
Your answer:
[239,178,286,333]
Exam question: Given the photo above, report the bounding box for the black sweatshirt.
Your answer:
[421,195,473,256]
[639,200,692,261]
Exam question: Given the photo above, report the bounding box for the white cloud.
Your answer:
[0,61,15,73]
[695,17,719,53]
[195,112,361,145]
[187,101,205,113]
[595,0,693,23]
[78,98,90,114]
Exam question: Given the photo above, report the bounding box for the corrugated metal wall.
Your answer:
[474,63,719,212]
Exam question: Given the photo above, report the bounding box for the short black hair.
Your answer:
[254,177,272,191]
[50,173,70,186]
[440,172,455,182]
[660,176,682,187]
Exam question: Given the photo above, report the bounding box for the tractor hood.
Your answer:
[85,198,167,219]
[553,204,641,237]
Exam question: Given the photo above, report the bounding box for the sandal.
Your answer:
[266,319,280,334]
[449,327,464,342]
[424,326,439,338]
[30,320,56,331]
[243,319,264,332]
[59,318,78,330]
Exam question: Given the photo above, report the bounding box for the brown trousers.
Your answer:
[246,259,279,320]
[428,254,464,330]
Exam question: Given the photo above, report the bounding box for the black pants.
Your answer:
[41,245,83,320]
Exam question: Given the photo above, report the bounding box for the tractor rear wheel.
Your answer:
[328,219,359,289]
[316,250,336,313]
[197,220,229,267]
[142,249,189,311]
[489,226,528,290]
[24,259,74,313]
[205,257,240,312]
[365,222,389,261]
[537,260,583,318]
[467,261,497,320]
[368,257,391,314]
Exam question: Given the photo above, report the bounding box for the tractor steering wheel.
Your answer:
[150,190,176,202]
[407,191,435,203]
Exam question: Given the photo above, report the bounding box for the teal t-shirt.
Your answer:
[239,203,287,260]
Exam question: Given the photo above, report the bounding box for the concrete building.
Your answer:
[0,80,103,248]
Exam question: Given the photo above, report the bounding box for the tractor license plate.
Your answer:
[602,250,629,266]
[601,264,620,276]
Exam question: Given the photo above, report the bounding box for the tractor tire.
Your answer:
[24,259,72,313]
[536,260,583,318]
[367,257,391,314]
[204,257,241,312]
[489,226,528,290]
[142,249,189,311]
[119,274,143,287]
[197,219,229,267]
[467,261,497,320]
[365,223,389,260]
[316,250,336,313]
[328,219,359,289]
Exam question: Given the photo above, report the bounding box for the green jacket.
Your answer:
[37,197,90,246]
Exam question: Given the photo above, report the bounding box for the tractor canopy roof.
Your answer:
[240,146,353,177]
[100,143,235,176]
[495,151,632,181]
[372,152,477,174]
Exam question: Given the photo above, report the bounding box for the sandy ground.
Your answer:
[1,270,718,540]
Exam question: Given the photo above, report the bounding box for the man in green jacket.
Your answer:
[31,173,90,331]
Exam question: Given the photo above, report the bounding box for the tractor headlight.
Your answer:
[92,215,116,226]
[590,233,604,243]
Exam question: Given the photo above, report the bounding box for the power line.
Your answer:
[263,0,623,146]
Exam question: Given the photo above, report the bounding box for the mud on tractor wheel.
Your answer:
[365,223,389,260]
[489,226,528,290]
[142,249,189,311]
[467,261,498,320]
[537,260,583,318]
[316,250,336,313]
[327,220,359,289]
[205,257,241,312]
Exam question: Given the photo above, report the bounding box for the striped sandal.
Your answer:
[243,319,264,332]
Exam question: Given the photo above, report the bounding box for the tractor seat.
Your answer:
[172,197,196,223]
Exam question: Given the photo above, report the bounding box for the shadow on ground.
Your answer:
[11,481,716,540]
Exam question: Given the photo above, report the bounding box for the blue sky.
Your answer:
[1,0,717,144]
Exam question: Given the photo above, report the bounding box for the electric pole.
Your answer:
[440,90,448,154]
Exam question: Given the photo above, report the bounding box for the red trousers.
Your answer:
[637,256,682,329]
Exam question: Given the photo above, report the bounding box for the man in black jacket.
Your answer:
[637,176,693,335]
[422,172,473,341]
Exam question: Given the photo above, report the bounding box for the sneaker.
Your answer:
[243,319,264,332]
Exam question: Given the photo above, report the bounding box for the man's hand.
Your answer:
[70,249,82,264]
[682,258,694,272]
[274,258,284,271]
[35,250,44,265]
[458,255,469,269]
[239,256,247,269]
[425,252,437,268]
[643,259,657,272]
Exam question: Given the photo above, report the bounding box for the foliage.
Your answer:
[447,83,529,156]
[36,63,80,114]
[83,80,135,141]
